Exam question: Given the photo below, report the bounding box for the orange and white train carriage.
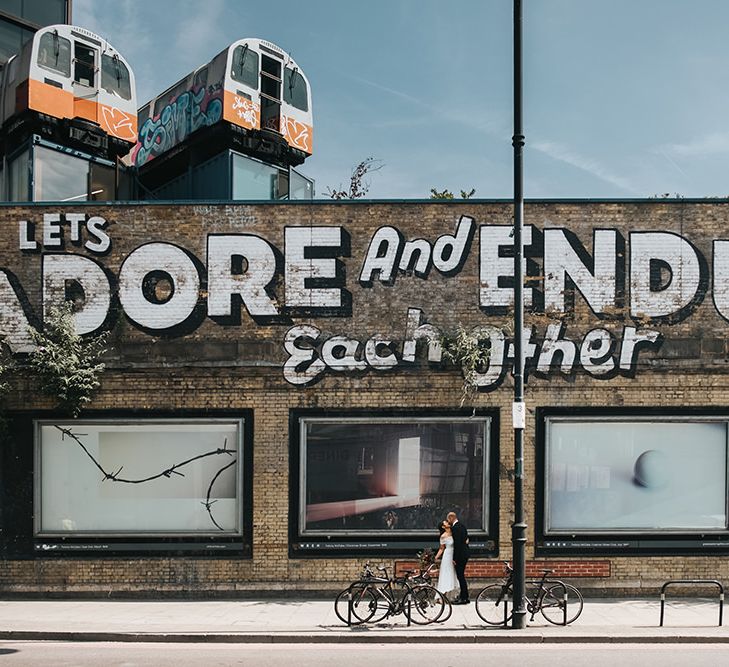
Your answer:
[0,24,137,159]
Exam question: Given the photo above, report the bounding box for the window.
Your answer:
[73,41,95,87]
[101,53,131,100]
[35,419,243,535]
[230,45,258,89]
[232,153,286,200]
[290,168,314,200]
[284,67,308,112]
[0,0,68,25]
[299,417,489,535]
[0,18,32,64]
[37,31,71,77]
[544,417,728,533]
[7,146,29,201]
[33,145,89,201]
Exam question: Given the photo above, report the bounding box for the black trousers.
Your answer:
[455,557,469,601]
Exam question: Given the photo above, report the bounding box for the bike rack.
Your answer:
[659,580,724,627]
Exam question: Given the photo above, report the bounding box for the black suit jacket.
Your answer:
[451,520,470,563]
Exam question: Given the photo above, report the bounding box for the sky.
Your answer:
[74,0,729,200]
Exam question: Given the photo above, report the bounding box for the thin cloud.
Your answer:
[533,140,639,194]
[661,132,729,157]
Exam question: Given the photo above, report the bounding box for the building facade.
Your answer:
[0,0,71,65]
[1,199,729,596]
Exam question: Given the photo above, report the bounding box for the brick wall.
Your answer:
[1,200,729,596]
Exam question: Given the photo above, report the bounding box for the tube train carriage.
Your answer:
[132,37,313,176]
[0,24,137,160]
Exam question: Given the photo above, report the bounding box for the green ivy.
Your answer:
[29,302,108,417]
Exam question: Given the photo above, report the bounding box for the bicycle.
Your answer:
[334,562,448,626]
[475,561,584,626]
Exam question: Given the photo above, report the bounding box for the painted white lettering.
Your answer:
[630,232,702,319]
[283,324,325,386]
[402,307,442,362]
[207,235,278,318]
[285,227,345,308]
[479,225,533,309]
[42,255,110,335]
[580,328,615,375]
[0,271,35,352]
[359,226,401,286]
[43,213,62,247]
[18,221,37,251]
[119,243,200,330]
[321,336,367,372]
[84,216,111,254]
[432,215,474,275]
[619,326,661,371]
[544,229,617,314]
[536,323,576,374]
[471,326,506,388]
[365,338,398,369]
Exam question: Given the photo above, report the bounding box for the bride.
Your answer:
[434,520,458,598]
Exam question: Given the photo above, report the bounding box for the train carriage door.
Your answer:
[260,53,281,133]
[72,40,98,123]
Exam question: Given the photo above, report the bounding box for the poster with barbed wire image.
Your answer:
[37,421,241,534]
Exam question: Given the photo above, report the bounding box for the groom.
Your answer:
[447,511,470,604]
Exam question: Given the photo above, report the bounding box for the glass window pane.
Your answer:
[37,30,71,77]
[284,68,308,112]
[7,146,29,201]
[37,420,242,534]
[34,145,89,201]
[23,0,67,26]
[0,18,23,63]
[0,1,22,15]
[232,153,281,200]
[230,45,258,89]
[101,53,131,100]
[546,420,728,532]
[290,168,313,200]
[89,162,115,200]
[302,419,488,534]
[73,41,95,86]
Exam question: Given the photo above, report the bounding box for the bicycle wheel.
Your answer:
[475,584,513,625]
[405,585,447,625]
[334,584,377,625]
[437,596,453,623]
[540,583,583,625]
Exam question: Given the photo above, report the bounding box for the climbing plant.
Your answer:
[28,302,108,417]
[440,325,493,407]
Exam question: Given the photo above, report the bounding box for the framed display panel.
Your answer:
[289,409,499,557]
[0,411,253,558]
[536,408,729,555]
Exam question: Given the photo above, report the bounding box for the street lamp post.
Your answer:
[511,0,528,630]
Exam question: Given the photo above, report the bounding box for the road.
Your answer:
[0,642,728,666]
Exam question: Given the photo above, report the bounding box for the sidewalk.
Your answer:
[0,598,727,643]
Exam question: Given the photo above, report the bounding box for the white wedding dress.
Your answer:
[436,535,458,596]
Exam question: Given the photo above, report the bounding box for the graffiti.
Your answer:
[99,105,137,143]
[133,85,223,167]
[231,96,259,127]
[282,114,312,153]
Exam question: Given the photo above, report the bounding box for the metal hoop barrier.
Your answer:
[659,579,724,627]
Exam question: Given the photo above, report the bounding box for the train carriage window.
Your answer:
[284,67,308,112]
[73,42,96,87]
[101,54,131,100]
[37,31,71,77]
[231,45,258,89]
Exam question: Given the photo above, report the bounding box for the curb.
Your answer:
[1,631,728,644]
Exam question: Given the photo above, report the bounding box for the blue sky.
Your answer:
[74,0,729,199]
